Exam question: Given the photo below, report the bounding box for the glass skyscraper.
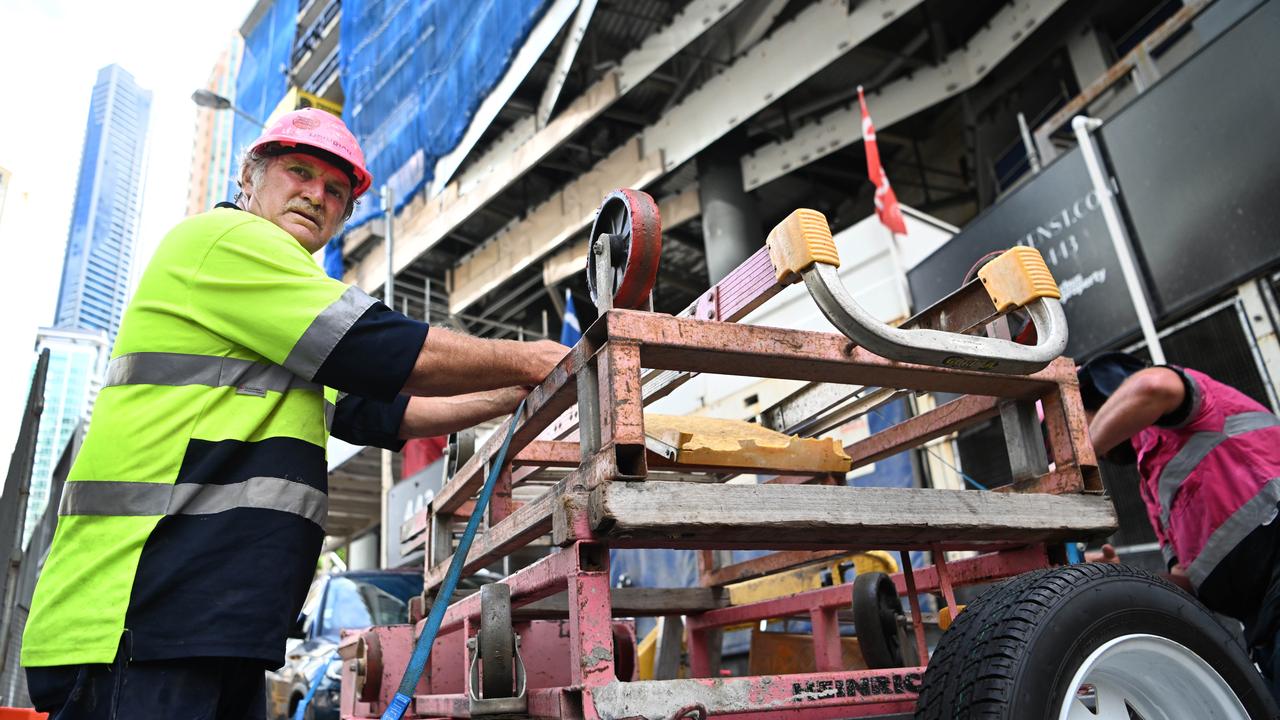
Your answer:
[25,328,109,545]
[53,64,152,347]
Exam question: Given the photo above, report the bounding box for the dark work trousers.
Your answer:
[1198,506,1280,706]
[25,637,267,720]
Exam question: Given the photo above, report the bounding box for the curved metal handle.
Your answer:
[802,263,1068,375]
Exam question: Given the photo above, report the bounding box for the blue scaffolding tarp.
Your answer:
[340,0,552,230]
[231,0,299,202]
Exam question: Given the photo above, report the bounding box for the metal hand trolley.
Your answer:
[339,190,1276,720]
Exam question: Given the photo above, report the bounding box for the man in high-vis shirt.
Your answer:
[1080,352,1280,701]
[21,108,569,718]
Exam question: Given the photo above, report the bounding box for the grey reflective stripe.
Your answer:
[59,478,327,528]
[325,400,336,433]
[1187,477,1280,589]
[1157,411,1280,526]
[106,352,321,395]
[284,285,378,380]
[1161,542,1177,568]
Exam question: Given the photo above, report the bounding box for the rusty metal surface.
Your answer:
[903,279,1001,335]
[844,393,1001,471]
[889,544,1050,596]
[380,243,1111,717]
[339,625,424,718]
[808,607,843,673]
[425,480,566,592]
[600,341,646,480]
[432,343,583,514]
[700,550,849,587]
[587,667,924,719]
[514,441,582,467]
[684,246,781,324]
[435,542,578,635]
[898,553,930,668]
[514,587,726,620]
[607,310,1064,398]
[569,547,615,688]
[686,547,1053,633]
[932,545,959,622]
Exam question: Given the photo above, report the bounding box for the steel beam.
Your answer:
[537,0,599,128]
[742,0,1069,191]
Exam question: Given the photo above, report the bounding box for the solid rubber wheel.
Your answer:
[586,189,662,310]
[852,571,905,669]
[479,583,515,699]
[914,563,1278,720]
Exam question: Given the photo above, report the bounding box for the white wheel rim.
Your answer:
[1058,634,1251,720]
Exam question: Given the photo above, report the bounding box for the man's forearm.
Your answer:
[398,388,524,439]
[1089,368,1185,453]
[402,327,566,396]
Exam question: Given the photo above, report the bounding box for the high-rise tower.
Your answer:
[53,64,153,347]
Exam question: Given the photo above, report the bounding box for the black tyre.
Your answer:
[479,582,515,699]
[852,571,905,669]
[916,563,1278,719]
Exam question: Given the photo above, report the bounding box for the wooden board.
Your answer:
[588,481,1117,549]
[645,414,851,473]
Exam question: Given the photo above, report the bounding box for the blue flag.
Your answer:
[559,289,581,346]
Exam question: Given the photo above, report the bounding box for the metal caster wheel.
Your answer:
[586,188,662,310]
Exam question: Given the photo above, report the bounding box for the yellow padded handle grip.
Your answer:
[766,209,841,285]
[977,246,1061,313]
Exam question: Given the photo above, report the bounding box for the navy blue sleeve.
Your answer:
[331,393,411,450]
[313,302,429,401]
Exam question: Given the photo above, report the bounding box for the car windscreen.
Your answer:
[317,574,423,641]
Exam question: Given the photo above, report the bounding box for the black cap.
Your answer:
[1077,351,1149,411]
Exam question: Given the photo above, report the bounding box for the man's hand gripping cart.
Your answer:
[339,190,1276,719]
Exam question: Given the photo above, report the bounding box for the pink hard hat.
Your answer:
[249,108,373,198]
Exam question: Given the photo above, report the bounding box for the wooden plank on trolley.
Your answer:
[589,481,1117,548]
[512,587,728,619]
[424,481,567,592]
[605,310,1069,398]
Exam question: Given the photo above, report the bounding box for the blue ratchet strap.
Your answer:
[381,399,527,720]
[294,655,335,720]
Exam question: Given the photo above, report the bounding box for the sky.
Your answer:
[0,0,257,485]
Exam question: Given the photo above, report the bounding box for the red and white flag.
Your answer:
[858,86,908,236]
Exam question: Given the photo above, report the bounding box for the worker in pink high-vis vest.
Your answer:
[1080,351,1280,701]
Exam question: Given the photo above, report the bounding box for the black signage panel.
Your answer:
[908,147,1139,360]
[1100,0,1280,317]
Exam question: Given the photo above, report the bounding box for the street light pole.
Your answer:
[190,89,265,129]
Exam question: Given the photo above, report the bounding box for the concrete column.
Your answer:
[697,141,762,284]
[348,532,378,570]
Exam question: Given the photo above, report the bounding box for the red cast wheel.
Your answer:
[586,189,662,310]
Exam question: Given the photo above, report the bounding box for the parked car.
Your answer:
[266,569,423,720]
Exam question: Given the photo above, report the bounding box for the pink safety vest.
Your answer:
[1133,368,1280,589]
